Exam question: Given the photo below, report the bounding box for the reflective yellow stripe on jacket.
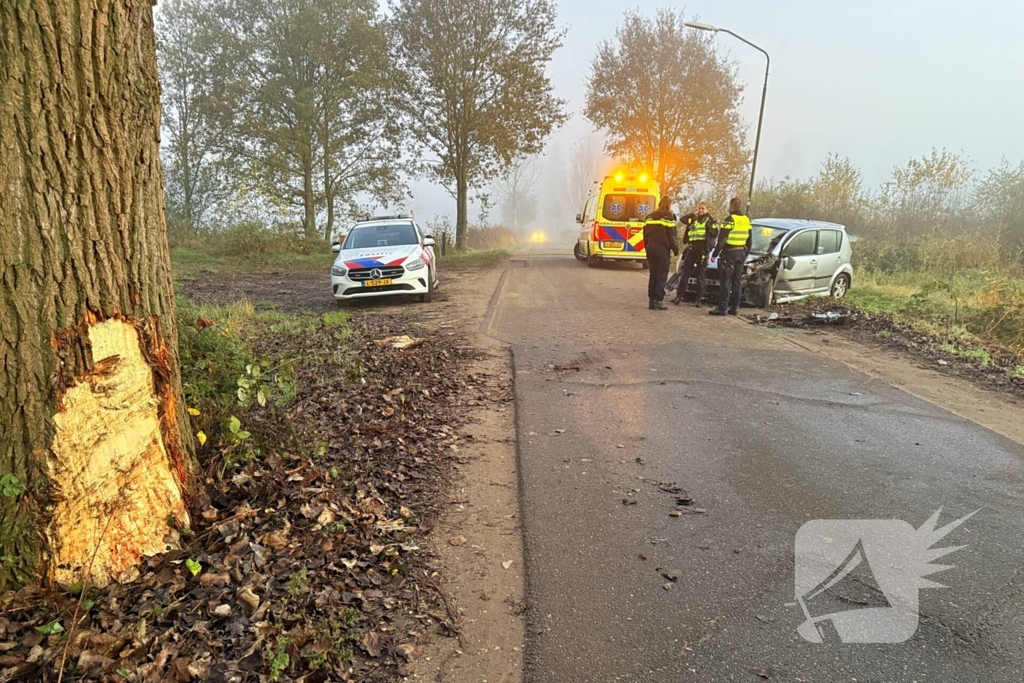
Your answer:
[725,214,751,248]
[644,218,675,229]
[689,218,709,241]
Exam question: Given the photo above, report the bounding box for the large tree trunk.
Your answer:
[0,0,193,590]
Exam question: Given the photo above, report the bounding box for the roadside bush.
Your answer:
[466,224,519,250]
[202,221,329,258]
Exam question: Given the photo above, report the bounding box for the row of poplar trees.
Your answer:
[158,0,567,248]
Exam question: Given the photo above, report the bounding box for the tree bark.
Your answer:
[303,156,317,240]
[456,170,468,251]
[0,0,193,590]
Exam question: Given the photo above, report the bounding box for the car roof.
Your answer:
[750,218,846,231]
[351,219,416,228]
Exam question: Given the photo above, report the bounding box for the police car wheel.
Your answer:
[420,269,434,303]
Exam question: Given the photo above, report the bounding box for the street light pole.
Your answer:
[685,22,770,215]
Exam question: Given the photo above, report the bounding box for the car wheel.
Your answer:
[419,269,434,303]
[830,273,851,299]
[573,242,586,261]
[586,253,599,268]
[754,276,775,308]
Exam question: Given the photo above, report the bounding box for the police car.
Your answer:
[331,215,438,304]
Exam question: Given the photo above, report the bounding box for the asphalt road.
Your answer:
[483,245,1024,683]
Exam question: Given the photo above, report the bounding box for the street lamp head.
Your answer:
[684,21,719,32]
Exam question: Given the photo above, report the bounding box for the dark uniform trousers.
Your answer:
[716,248,746,312]
[676,240,708,302]
[646,243,671,302]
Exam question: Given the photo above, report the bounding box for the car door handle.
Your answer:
[809,259,818,265]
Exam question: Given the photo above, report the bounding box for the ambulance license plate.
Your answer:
[601,241,624,251]
[363,279,392,287]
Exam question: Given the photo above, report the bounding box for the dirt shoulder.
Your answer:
[410,265,525,683]
[750,306,1024,447]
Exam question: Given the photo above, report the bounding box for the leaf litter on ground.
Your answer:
[0,310,497,682]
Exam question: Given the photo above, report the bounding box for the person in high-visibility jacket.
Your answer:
[672,202,716,307]
[709,197,751,316]
[642,197,679,310]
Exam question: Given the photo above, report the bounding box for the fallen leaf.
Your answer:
[638,553,648,561]
[449,535,467,546]
[756,614,776,624]
[622,498,637,506]
[396,643,424,662]
[479,594,491,601]
[756,665,777,678]
[669,511,682,518]
[361,631,384,658]
[502,560,514,570]
[663,583,672,591]
[237,587,260,615]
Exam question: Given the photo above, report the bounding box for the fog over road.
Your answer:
[484,245,1024,682]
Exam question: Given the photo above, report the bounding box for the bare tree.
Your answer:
[495,157,544,232]
[560,136,603,222]
[584,8,748,198]
[1,0,192,589]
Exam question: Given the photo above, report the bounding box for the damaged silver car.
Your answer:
[698,219,854,308]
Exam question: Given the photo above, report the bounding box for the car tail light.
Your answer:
[592,221,601,242]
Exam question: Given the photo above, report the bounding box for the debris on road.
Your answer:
[751,309,852,327]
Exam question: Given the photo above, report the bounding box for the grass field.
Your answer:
[848,234,1024,357]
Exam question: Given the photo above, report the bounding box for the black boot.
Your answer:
[649,298,656,310]
[652,299,668,310]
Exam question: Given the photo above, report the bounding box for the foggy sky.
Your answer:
[408,0,1024,226]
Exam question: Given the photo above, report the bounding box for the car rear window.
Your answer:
[602,194,654,222]
[344,223,418,248]
[817,230,841,254]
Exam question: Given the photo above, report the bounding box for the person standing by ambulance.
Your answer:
[643,197,678,310]
[672,202,716,307]
[709,197,751,316]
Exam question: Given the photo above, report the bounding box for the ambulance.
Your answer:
[573,172,660,267]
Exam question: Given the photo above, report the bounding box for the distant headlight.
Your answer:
[331,264,347,276]
[406,258,425,271]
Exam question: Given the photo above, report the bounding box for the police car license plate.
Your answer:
[363,279,392,287]
[601,241,624,250]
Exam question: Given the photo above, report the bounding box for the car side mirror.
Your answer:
[784,255,795,270]
[575,213,583,224]
[331,243,341,253]
[423,237,435,247]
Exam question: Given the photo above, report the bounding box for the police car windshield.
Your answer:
[602,195,655,222]
[750,225,790,255]
[344,223,418,249]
